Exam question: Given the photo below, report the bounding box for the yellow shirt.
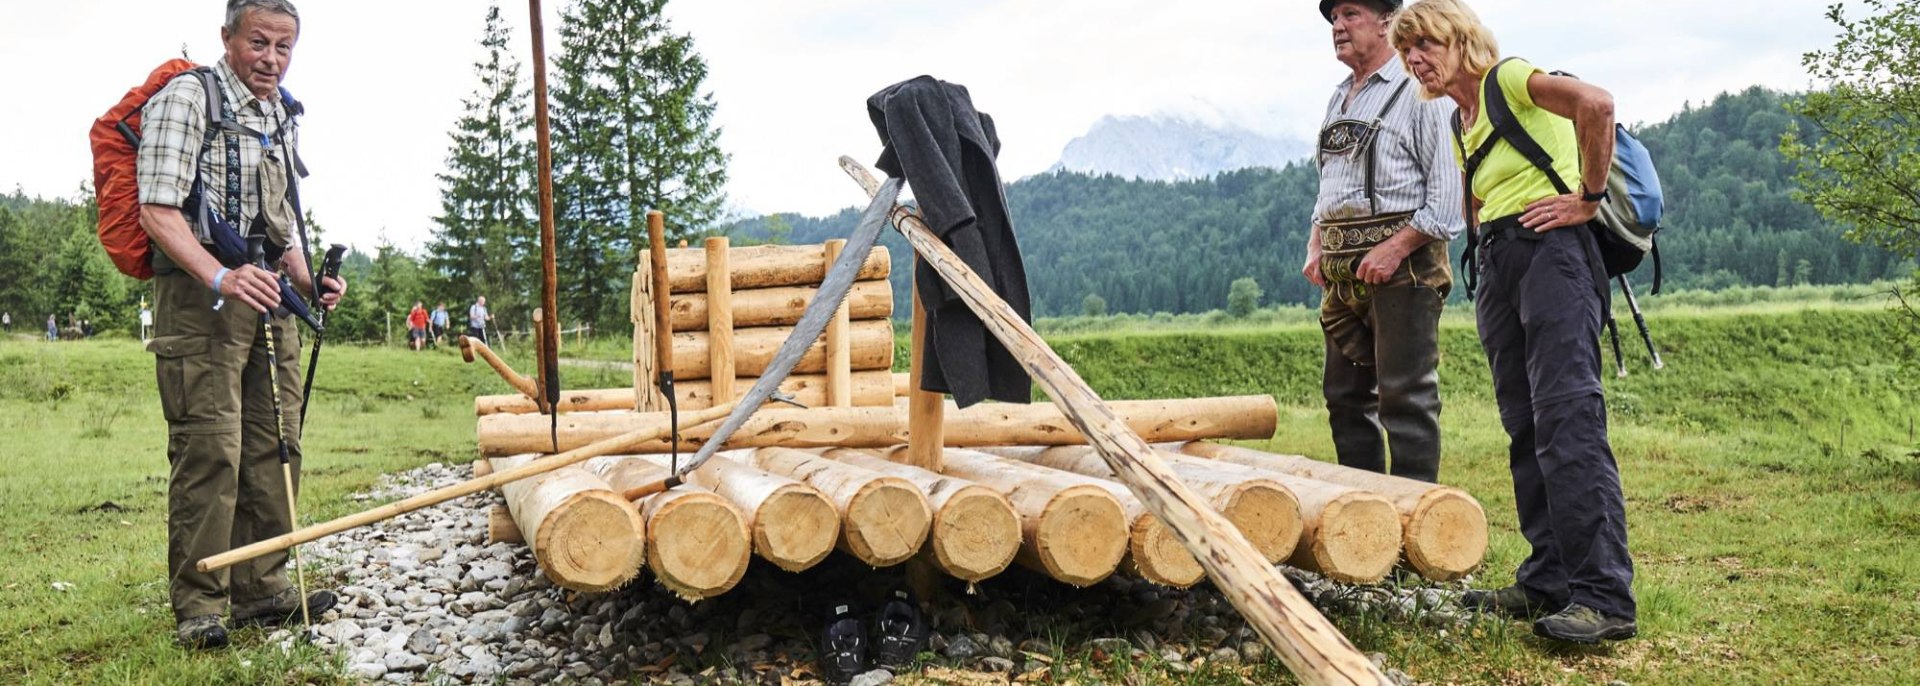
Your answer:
[1456,58,1582,222]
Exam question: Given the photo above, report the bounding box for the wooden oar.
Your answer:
[196,402,736,573]
[840,157,1388,686]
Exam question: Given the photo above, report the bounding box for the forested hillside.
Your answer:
[732,87,1915,317]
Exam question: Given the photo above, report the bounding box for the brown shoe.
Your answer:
[230,587,338,629]
[176,615,229,650]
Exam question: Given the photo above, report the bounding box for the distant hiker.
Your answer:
[1394,0,1636,644]
[1306,0,1462,484]
[46,314,57,341]
[407,301,429,351]
[468,295,492,344]
[82,319,94,338]
[429,302,449,348]
[134,0,341,650]
[2,311,11,332]
[140,303,154,343]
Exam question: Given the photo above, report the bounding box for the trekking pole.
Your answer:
[248,236,313,640]
[1605,313,1628,378]
[528,0,564,455]
[1618,275,1664,370]
[299,244,347,426]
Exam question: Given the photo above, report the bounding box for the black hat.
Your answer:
[1320,0,1402,22]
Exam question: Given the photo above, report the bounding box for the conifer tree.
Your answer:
[426,2,536,328]
[550,0,729,326]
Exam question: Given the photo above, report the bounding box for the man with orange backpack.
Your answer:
[126,0,345,650]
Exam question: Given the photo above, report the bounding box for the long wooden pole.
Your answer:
[195,402,737,573]
[841,157,1387,686]
[529,0,561,428]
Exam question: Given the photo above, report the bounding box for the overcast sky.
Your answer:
[0,0,1844,252]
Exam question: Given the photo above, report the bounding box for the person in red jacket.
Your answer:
[406,301,429,351]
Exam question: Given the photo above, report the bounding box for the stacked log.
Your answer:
[474,372,906,415]
[632,243,894,413]
[1178,442,1488,581]
[476,396,1279,456]
[823,448,1020,582]
[637,453,839,572]
[922,448,1127,586]
[942,449,1203,588]
[1122,446,1404,584]
[747,447,932,567]
[486,454,645,593]
[982,446,1303,565]
[583,456,751,600]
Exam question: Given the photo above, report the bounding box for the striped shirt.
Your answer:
[1312,58,1464,241]
[136,59,299,246]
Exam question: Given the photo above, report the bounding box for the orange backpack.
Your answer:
[89,59,224,279]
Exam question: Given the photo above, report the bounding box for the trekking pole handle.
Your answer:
[317,244,347,297]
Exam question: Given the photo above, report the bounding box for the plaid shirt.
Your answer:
[136,59,299,245]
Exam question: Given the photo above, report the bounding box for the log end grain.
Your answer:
[841,478,932,567]
[1216,481,1303,565]
[645,490,751,600]
[1403,488,1489,582]
[1127,514,1205,589]
[925,484,1021,582]
[533,490,646,593]
[756,485,841,572]
[1295,492,1402,584]
[1026,485,1127,587]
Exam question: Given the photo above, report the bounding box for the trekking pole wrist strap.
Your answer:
[211,267,232,293]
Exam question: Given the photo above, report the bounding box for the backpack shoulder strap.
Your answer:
[1479,57,1572,195]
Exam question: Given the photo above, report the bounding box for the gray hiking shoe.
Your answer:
[1533,603,1637,644]
[176,614,229,650]
[230,587,338,630]
[1460,585,1562,620]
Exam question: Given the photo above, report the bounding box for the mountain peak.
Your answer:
[1049,115,1311,182]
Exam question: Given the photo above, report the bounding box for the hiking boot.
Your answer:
[230,587,338,630]
[818,602,868,685]
[1533,603,1637,644]
[176,614,229,650]
[871,589,929,669]
[1459,585,1562,620]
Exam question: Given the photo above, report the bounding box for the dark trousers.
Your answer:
[1475,224,1635,620]
[1319,240,1450,483]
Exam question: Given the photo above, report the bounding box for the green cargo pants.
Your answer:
[148,254,304,622]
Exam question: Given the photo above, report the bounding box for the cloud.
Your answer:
[0,0,1850,252]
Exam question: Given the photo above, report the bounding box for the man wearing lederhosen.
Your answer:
[1302,0,1463,482]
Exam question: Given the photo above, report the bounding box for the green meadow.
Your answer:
[1,299,1915,684]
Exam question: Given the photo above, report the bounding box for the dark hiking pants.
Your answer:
[1475,221,1636,621]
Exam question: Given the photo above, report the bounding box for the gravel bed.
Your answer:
[285,462,1457,684]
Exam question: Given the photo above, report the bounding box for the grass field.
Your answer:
[1,303,1916,685]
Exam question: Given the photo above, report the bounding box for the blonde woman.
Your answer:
[1391,0,1636,644]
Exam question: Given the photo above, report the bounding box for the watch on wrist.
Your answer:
[1581,186,1609,203]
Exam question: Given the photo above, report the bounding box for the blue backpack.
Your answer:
[1457,57,1666,293]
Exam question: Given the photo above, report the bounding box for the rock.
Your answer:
[849,669,894,686]
[383,651,428,672]
[979,657,1017,673]
[733,633,772,652]
[1209,647,1241,665]
[943,634,982,660]
[1089,637,1132,659]
[348,662,388,679]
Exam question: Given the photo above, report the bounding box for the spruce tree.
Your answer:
[551,0,729,326]
[426,2,536,329]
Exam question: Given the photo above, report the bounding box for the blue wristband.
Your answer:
[212,267,231,294]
